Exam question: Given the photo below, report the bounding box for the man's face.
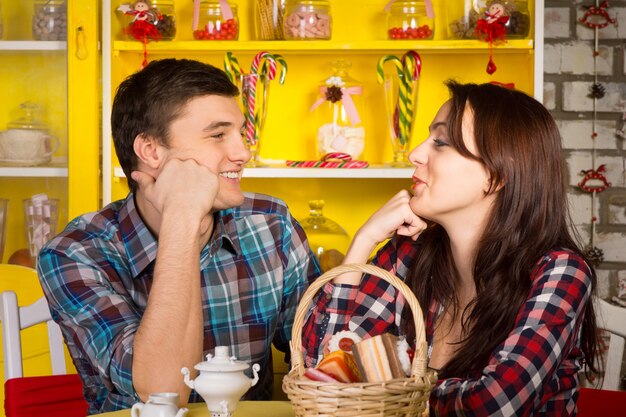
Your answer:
[163,95,251,210]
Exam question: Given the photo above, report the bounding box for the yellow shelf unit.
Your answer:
[0,2,99,264]
[103,0,543,238]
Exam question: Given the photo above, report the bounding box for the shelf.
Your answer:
[113,39,534,54]
[0,41,67,51]
[114,166,413,179]
[0,165,68,177]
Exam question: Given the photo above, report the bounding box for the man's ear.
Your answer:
[133,134,163,169]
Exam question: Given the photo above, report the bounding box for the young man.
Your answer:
[37,59,320,414]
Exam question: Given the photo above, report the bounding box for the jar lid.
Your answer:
[389,1,424,13]
[193,346,250,373]
[286,0,330,6]
[7,102,48,131]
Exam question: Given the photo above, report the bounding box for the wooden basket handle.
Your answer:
[289,263,429,379]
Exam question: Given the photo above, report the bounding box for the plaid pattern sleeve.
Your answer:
[430,250,592,417]
[38,193,321,414]
[302,236,418,367]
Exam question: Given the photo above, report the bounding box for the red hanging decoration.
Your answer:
[118,1,163,68]
[578,1,618,29]
[578,164,611,193]
[475,1,510,75]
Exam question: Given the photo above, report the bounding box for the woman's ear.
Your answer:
[133,134,163,169]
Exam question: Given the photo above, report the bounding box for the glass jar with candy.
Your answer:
[33,0,67,41]
[387,0,434,40]
[116,0,177,41]
[193,0,238,40]
[283,0,331,40]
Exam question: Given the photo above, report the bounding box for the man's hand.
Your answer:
[132,153,219,237]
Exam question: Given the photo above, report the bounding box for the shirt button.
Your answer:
[325,293,332,300]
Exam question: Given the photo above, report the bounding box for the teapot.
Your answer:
[181,346,260,417]
[131,392,188,417]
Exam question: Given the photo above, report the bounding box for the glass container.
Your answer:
[117,0,177,41]
[382,70,419,167]
[314,60,365,160]
[194,0,238,40]
[0,1,4,40]
[0,102,59,166]
[446,0,481,39]
[23,195,58,267]
[255,0,285,40]
[467,1,530,40]
[33,0,67,41]
[299,200,350,273]
[283,0,331,40]
[0,199,7,263]
[236,73,271,167]
[387,1,434,40]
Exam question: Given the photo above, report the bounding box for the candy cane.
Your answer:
[223,51,243,83]
[378,55,411,145]
[286,160,369,168]
[245,73,258,146]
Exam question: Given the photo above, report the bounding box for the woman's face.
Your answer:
[408,101,496,227]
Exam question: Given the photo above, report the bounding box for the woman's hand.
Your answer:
[360,189,427,244]
[335,190,427,285]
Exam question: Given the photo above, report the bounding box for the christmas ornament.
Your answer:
[588,83,606,99]
[117,1,164,68]
[578,165,611,193]
[578,1,617,29]
[475,1,511,74]
[583,243,605,267]
[576,0,617,268]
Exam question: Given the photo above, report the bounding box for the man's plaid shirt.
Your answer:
[38,192,320,414]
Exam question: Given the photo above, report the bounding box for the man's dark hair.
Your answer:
[111,58,239,192]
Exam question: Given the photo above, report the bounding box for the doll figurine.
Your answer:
[118,1,162,41]
[475,0,512,74]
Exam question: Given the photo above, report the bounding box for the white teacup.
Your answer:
[0,128,59,163]
[131,392,188,417]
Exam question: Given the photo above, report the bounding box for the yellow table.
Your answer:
[95,401,295,417]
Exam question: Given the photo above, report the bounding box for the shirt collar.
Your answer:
[118,194,158,278]
[119,194,242,278]
[205,209,241,258]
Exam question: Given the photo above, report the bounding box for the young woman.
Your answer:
[303,81,598,416]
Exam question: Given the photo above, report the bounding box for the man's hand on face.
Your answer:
[131,152,219,226]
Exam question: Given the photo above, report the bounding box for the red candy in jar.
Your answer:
[195,0,239,41]
[387,1,435,40]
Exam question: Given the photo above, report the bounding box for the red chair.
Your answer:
[578,387,626,416]
[1,282,88,417]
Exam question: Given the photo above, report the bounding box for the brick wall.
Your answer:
[544,1,626,389]
[544,1,626,301]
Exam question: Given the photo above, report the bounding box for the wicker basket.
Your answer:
[283,263,437,417]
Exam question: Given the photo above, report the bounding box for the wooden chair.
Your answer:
[577,298,626,416]
[0,264,87,417]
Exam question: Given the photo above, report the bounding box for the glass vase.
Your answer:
[382,73,419,167]
[314,60,365,160]
[299,200,350,272]
[255,0,285,40]
[237,73,271,167]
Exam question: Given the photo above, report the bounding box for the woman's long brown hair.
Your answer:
[404,81,598,378]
